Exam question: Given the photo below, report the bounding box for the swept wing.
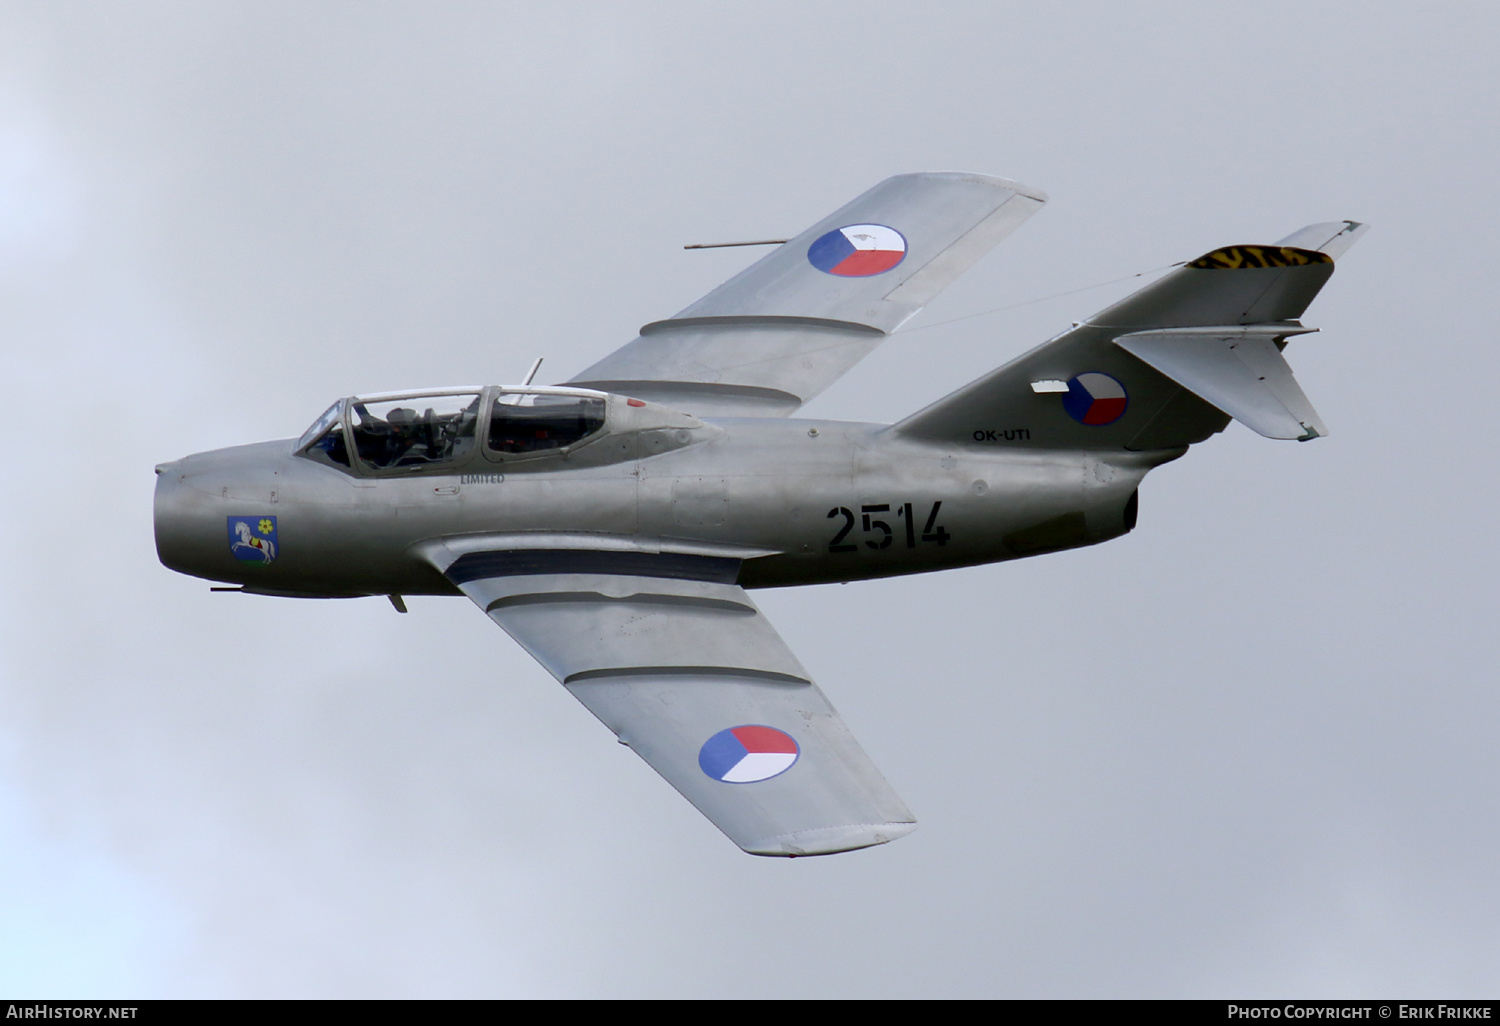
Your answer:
[419,536,915,856]
[568,172,1046,417]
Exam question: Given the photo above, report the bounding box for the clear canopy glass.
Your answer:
[297,400,345,450]
[349,393,482,470]
[488,392,606,454]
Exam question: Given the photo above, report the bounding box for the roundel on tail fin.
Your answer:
[1062,373,1128,426]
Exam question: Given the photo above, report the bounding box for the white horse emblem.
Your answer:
[229,519,277,563]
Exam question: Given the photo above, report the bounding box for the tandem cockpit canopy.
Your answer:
[295,387,611,473]
[488,391,605,454]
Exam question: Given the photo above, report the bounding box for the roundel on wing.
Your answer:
[698,725,800,783]
[807,224,907,277]
[1062,372,1128,426]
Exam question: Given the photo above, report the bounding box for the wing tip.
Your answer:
[740,820,918,858]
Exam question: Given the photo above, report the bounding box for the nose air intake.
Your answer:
[152,460,190,574]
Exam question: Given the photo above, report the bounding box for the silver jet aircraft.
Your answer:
[155,173,1364,856]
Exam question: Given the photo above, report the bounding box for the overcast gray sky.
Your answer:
[2,0,1497,998]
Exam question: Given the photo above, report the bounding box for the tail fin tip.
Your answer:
[1274,220,1369,260]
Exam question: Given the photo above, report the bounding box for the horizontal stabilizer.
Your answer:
[1113,326,1328,440]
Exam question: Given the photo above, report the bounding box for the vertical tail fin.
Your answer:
[891,222,1365,451]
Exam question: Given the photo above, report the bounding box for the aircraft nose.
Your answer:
[153,440,292,583]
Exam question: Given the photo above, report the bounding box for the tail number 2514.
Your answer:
[827,502,949,553]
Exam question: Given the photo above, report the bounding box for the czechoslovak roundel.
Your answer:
[698,725,800,783]
[807,224,907,277]
[1062,372,1129,426]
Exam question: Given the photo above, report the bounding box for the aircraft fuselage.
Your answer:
[154,413,1174,599]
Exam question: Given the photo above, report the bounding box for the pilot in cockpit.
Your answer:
[385,407,421,465]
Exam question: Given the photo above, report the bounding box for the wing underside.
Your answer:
[568,172,1046,417]
[421,539,915,856]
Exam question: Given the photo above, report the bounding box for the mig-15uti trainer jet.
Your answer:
[155,173,1365,856]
